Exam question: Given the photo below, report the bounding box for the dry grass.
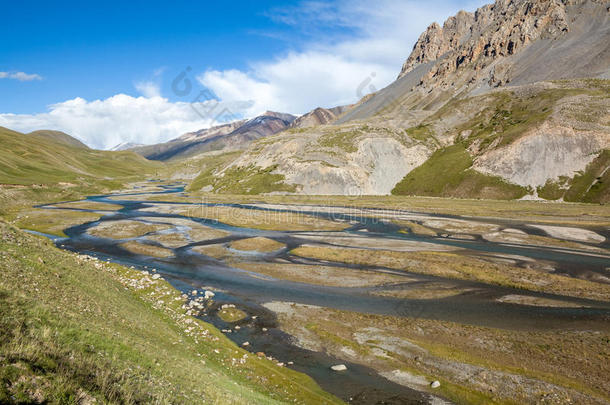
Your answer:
[230,237,285,252]
[291,246,610,301]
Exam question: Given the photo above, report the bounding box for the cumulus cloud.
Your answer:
[200,0,488,116]
[0,94,227,150]
[0,71,43,81]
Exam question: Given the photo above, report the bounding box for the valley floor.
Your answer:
[1,181,609,404]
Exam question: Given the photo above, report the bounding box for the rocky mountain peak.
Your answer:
[398,0,583,86]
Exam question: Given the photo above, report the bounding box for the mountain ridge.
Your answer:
[185,0,609,202]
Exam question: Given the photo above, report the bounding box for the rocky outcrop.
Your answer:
[399,0,577,86]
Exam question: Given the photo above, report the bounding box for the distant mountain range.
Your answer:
[129,111,297,161]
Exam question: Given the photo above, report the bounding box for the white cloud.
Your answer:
[200,0,488,116]
[0,71,43,81]
[0,94,228,150]
[134,80,161,98]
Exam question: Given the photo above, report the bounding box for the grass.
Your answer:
[0,220,342,404]
[186,151,242,192]
[564,150,610,204]
[208,165,297,195]
[119,241,174,258]
[0,126,160,186]
[317,130,361,153]
[218,308,248,323]
[290,246,610,301]
[230,237,285,252]
[184,205,349,231]
[88,220,170,239]
[12,209,102,237]
[142,192,610,226]
[391,144,527,199]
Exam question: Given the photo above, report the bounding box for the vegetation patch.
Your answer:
[290,246,610,301]
[89,220,170,239]
[186,206,349,231]
[120,241,174,258]
[233,261,410,287]
[208,165,297,195]
[12,209,101,237]
[230,237,285,252]
[317,130,361,153]
[391,144,527,199]
[564,150,610,204]
[217,307,248,323]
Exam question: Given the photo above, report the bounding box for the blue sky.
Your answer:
[0,0,488,148]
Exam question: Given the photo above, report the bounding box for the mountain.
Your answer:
[290,105,351,128]
[111,141,144,151]
[28,130,89,149]
[188,0,610,202]
[0,126,159,185]
[131,111,295,161]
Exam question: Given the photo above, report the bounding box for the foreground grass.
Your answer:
[0,221,341,404]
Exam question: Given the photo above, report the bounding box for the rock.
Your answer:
[191,290,198,295]
[256,352,265,357]
[261,327,268,332]
[331,364,347,372]
[287,361,294,365]
[241,341,250,347]
[276,362,284,367]
[204,290,215,299]
[430,380,441,388]
[151,274,161,280]
[234,325,240,330]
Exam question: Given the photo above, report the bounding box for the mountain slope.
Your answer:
[132,111,295,161]
[28,130,89,149]
[291,106,351,128]
[188,0,610,202]
[0,126,160,185]
[0,220,341,404]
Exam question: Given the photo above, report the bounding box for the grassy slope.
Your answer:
[391,144,527,199]
[0,126,161,185]
[393,82,609,201]
[187,151,296,194]
[0,220,341,404]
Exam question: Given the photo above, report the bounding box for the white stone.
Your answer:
[430,380,441,388]
[331,364,347,372]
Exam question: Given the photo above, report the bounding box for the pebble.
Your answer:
[262,327,268,332]
[430,380,441,388]
[242,341,250,347]
[204,290,215,299]
[331,364,347,372]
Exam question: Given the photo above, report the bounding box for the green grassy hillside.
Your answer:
[27,130,90,149]
[0,220,341,404]
[0,126,161,186]
[391,144,528,199]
